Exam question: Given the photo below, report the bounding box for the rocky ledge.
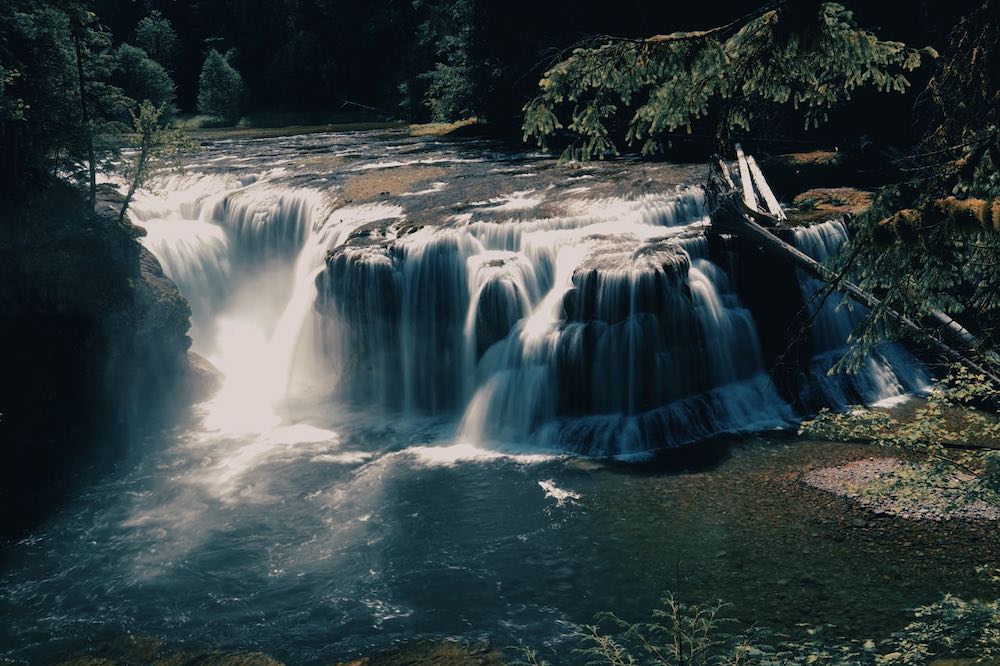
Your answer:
[0,180,199,534]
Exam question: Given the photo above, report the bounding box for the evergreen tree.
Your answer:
[196,49,244,119]
[134,10,179,72]
[0,0,127,201]
[827,0,1000,369]
[522,2,936,159]
[114,43,176,113]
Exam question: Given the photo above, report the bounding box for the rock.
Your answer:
[336,641,506,666]
[0,179,194,535]
[54,648,284,666]
[802,457,1000,523]
[786,187,875,225]
[185,351,223,401]
[155,650,283,666]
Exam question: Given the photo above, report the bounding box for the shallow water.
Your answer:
[0,130,979,664]
[3,420,995,664]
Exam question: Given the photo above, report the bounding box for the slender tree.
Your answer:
[117,100,194,226]
[69,8,97,209]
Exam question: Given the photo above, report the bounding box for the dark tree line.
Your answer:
[81,0,985,128]
[0,0,987,199]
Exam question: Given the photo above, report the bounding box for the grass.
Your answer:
[170,112,406,140]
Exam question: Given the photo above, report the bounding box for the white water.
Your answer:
[791,220,928,409]
[132,137,926,457]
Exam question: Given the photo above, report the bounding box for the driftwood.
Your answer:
[734,143,759,212]
[706,157,1000,388]
[746,154,786,220]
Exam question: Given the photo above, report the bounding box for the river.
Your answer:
[3,129,980,665]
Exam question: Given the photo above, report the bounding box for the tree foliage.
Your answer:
[116,100,195,227]
[196,48,243,119]
[0,0,127,199]
[522,2,935,160]
[820,1,1000,370]
[134,9,179,71]
[802,365,1000,505]
[515,589,1000,665]
[113,43,176,113]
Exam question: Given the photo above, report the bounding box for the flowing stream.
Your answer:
[0,130,962,665]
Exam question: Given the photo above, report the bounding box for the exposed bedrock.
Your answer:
[0,182,196,534]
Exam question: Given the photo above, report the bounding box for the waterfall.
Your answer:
[132,173,403,431]
[135,157,925,455]
[791,220,928,408]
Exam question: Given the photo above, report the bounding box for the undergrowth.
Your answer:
[514,591,1000,665]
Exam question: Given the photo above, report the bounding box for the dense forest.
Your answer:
[0,0,988,191]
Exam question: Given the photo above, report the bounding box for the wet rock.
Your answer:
[185,350,223,401]
[0,181,193,535]
[336,641,505,666]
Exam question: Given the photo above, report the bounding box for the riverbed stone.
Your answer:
[335,641,505,666]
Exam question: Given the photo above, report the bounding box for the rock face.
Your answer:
[0,181,193,534]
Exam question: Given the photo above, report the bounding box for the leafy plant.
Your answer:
[513,590,1000,665]
[801,365,1000,507]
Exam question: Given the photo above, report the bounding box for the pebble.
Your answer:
[803,457,1000,522]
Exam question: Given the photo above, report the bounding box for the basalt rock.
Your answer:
[0,180,194,534]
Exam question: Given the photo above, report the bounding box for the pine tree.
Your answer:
[114,44,176,113]
[522,2,935,160]
[196,49,244,120]
[134,10,179,72]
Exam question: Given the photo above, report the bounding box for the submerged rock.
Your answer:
[337,641,505,666]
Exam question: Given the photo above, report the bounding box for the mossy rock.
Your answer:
[784,187,874,225]
[336,641,505,666]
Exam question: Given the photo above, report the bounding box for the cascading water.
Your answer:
[3,132,957,666]
[791,220,928,408]
[132,136,924,455]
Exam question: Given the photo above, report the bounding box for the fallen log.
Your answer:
[746,154,786,220]
[705,158,1000,388]
[734,143,759,212]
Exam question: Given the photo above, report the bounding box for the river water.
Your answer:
[2,130,981,665]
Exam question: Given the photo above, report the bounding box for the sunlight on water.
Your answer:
[131,138,926,460]
[402,442,558,467]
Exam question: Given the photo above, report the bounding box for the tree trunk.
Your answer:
[73,29,96,211]
[118,148,149,227]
